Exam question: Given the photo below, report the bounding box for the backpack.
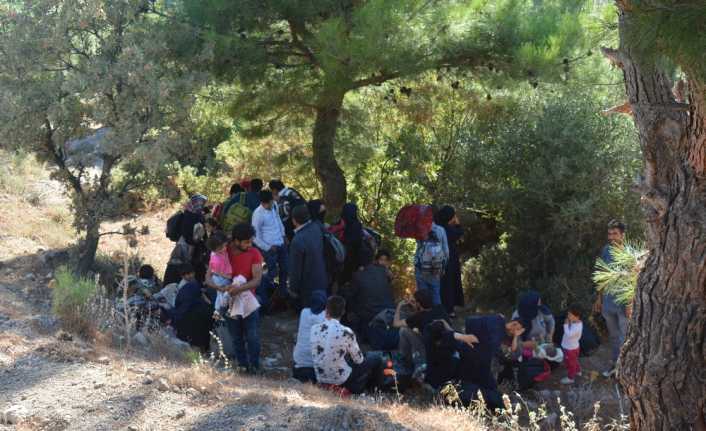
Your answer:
[279,188,306,221]
[418,230,445,275]
[395,205,434,240]
[221,192,252,233]
[166,211,184,242]
[323,230,346,278]
[363,227,381,254]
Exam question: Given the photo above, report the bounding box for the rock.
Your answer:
[127,426,139,431]
[133,332,149,347]
[94,383,105,389]
[56,330,73,342]
[156,378,170,392]
[96,356,110,365]
[174,410,185,419]
[142,376,154,385]
[25,273,36,281]
[40,250,70,266]
[1,405,29,425]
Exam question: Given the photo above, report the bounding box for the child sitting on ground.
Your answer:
[206,231,232,320]
[561,305,583,384]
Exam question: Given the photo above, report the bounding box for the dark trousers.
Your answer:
[226,311,260,369]
[258,246,289,310]
[343,353,383,394]
[367,325,400,351]
[399,327,426,370]
[292,366,317,384]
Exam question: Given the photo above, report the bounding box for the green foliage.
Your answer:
[593,242,647,306]
[52,266,98,336]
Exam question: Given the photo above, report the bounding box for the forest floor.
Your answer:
[0,159,628,430]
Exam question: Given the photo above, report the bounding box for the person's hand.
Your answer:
[593,297,602,314]
[457,333,479,348]
[514,327,526,337]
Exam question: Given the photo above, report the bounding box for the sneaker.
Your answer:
[560,377,575,385]
[602,368,616,378]
[576,371,582,377]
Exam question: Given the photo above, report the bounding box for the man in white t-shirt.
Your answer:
[292,291,327,383]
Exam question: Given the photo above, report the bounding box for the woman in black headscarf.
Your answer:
[436,205,464,317]
[339,203,365,286]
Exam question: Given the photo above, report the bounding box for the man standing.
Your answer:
[252,189,288,308]
[594,219,629,378]
[269,179,305,240]
[310,296,382,394]
[246,178,264,212]
[288,205,328,310]
[207,223,263,373]
[414,221,449,306]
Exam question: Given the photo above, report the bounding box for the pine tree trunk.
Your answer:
[313,94,347,214]
[77,222,100,275]
[609,6,706,431]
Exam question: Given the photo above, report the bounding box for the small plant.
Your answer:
[52,266,98,337]
[592,241,648,306]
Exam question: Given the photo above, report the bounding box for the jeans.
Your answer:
[415,269,441,306]
[258,245,289,309]
[292,366,317,384]
[226,311,260,369]
[399,327,426,372]
[602,306,628,364]
[344,353,382,394]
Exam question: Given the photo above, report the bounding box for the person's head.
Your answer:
[307,199,326,223]
[259,189,274,209]
[180,263,195,281]
[567,305,582,323]
[240,179,252,192]
[428,319,452,349]
[412,289,433,311]
[250,178,263,193]
[310,290,328,315]
[206,230,229,253]
[138,264,155,280]
[505,319,525,337]
[205,218,220,235]
[231,223,255,252]
[268,180,285,199]
[375,249,392,268]
[607,219,626,245]
[435,205,456,227]
[325,295,346,320]
[187,194,208,214]
[341,203,359,223]
[230,183,244,196]
[291,204,310,228]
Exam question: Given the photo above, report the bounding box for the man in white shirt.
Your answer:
[292,291,327,383]
[310,296,381,394]
[251,190,287,310]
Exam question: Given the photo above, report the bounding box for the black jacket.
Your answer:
[288,221,328,307]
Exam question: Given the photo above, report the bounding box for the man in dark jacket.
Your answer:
[288,205,328,309]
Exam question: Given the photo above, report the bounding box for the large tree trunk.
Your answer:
[77,222,100,275]
[608,6,706,431]
[312,93,347,214]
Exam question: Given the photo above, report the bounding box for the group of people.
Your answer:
[121,178,630,408]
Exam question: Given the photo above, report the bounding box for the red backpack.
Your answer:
[394,205,433,240]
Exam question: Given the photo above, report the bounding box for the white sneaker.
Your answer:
[602,368,616,378]
[576,371,582,377]
[560,377,574,385]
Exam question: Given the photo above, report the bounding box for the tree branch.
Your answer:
[43,118,83,195]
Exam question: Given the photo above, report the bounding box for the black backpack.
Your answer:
[166,211,183,242]
[322,230,346,283]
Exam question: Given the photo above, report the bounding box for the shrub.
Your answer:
[52,266,98,337]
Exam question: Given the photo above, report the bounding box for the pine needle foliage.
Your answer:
[592,242,648,306]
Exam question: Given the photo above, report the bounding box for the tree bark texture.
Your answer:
[312,94,347,214]
[611,6,706,431]
[77,222,100,275]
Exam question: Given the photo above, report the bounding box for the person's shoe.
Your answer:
[560,377,575,385]
[576,371,582,377]
[602,367,616,378]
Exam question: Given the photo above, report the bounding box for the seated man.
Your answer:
[392,289,449,382]
[292,291,327,383]
[311,296,381,395]
[347,249,398,350]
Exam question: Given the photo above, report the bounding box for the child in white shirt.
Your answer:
[561,305,583,384]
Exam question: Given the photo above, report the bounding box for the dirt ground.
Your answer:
[0,173,629,430]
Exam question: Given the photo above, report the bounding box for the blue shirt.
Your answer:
[600,245,624,312]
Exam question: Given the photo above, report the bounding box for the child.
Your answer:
[227,274,260,319]
[561,305,583,384]
[206,231,232,320]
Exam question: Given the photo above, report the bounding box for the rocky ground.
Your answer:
[0,163,628,430]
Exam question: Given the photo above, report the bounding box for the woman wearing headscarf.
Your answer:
[335,203,366,286]
[436,206,464,317]
[163,194,208,286]
[512,290,555,348]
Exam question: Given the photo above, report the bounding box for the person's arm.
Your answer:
[230,262,263,294]
[564,322,582,345]
[251,209,270,251]
[345,330,365,365]
[544,312,555,342]
[169,284,198,323]
[440,227,449,263]
[287,241,303,298]
[392,300,408,328]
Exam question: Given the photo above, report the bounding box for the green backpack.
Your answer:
[221,192,252,233]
